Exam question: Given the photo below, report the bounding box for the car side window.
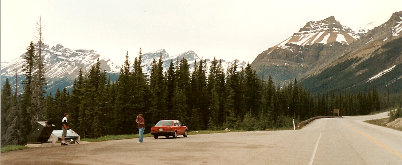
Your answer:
[174,122,179,126]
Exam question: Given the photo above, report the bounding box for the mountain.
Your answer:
[1,44,120,94]
[301,11,402,94]
[1,45,246,94]
[252,11,401,94]
[251,16,360,84]
[281,16,360,46]
[141,49,246,74]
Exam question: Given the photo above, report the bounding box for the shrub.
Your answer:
[389,107,402,122]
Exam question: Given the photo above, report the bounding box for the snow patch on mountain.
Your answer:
[367,65,396,82]
[318,33,331,44]
[141,49,246,74]
[1,44,120,81]
[354,21,381,35]
[274,16,359,49]
[335,33,347,44]
[392,16,402,36]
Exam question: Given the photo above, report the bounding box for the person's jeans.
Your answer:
[139,127,145,142]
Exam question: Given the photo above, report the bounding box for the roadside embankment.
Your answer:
[296,116,343,129]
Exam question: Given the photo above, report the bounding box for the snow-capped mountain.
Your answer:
[1,44,121,94]
[252,11,402,94]
[277,16,359,47]
[252,16,357,84]
[1,44,246,94]
[141,49,246,74]
[1,44,120,78]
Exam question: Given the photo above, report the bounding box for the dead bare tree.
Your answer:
[31,16,47,122]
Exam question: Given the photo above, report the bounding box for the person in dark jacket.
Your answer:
[136,114,145,143]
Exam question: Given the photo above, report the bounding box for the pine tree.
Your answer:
[84,60,102,137]
[209,85,220,129]
[224,60,242,128]
[43,93,54,125]
[150,55,168,126]
[78,78,90,137]
[19,42,36,144]
[69,68,84,130]
[114,51,132,134]
[1,78,19,146]
[32,17,47,123]
[131,48,149,132]
[1,78,12,138]
[191,59,208,129]
[92,70,107,137]
[208,58,227,127]
[243,64,261,117]
[104,77,116,134]
[174,58,191,126]
[216,60,226,126]
[225,60,243,122]
[166,60,176,119]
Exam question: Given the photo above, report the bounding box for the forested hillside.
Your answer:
[301,37,401,94]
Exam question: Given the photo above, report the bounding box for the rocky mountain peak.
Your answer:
[324,16,336,22]
[276,16,358,47]
[389,11,402,21]
[389,11,402,37]
[299,16,342,33]
[252,11,402,89]
[142,49,169,60]
[176,50,199,61]
[1,44,120,79]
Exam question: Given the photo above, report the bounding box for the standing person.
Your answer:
[136,114,145,143]
[61,113,69,145]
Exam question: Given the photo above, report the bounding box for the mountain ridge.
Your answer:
[251,16,358,84]
[1,44,246,94]
[251,11,401,94]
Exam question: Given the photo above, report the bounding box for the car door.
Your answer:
[173,121,181,134]
[172,121,181,135]
[178,121,185,134]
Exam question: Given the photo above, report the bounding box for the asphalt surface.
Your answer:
[2,112,402,165]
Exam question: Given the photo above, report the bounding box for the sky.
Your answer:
[1,0,401,65]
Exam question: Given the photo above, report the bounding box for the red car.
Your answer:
[151,120,188,139]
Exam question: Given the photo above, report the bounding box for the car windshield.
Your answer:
[155,120,173,126]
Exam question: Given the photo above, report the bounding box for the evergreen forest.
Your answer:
[2,45,387,146]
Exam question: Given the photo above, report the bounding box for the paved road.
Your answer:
[2,112,402,165]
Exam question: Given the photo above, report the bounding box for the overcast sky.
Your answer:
[2,0,401,65]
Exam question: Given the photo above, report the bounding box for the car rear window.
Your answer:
[156,120,173,126]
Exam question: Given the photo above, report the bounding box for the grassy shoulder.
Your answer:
[82,129,251,142]
[81,134,153,142]
[1,145,29,153]
[365,118,402,131]
[365,118,389,127]
[188,129,246,135]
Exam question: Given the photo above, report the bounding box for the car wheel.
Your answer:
[154,135,158,139]
[183,130,188,137]
[173,131,177,138]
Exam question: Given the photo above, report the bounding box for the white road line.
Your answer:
[309,133,322,165]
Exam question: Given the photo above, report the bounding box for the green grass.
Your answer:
[1,145,29,153]
[82,134,152,142]
[365,118,388,127]
[188,129,248,135]
[82,130,251,142]
[365,118,402,131]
